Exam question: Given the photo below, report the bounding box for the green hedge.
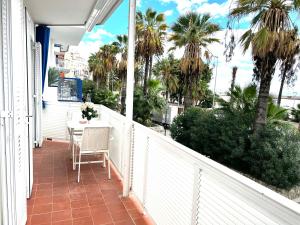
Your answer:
[171,108,300,189]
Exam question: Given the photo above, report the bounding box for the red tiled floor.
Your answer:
[27,140,154,225]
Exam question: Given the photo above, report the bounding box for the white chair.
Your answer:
[67,111,83,155]
[73,126,111,182]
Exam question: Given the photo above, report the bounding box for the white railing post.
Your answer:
[123,0,136,197]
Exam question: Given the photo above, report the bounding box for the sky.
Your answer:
[74,0,300,97]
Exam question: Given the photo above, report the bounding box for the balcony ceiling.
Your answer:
[25,0,123,45]
[25,0,97,25]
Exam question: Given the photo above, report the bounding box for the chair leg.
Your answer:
[107,153,111,180]
[77,151,81,183]
[72,143,75,170]
[103,153,106,168]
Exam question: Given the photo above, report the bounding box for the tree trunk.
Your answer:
[298,121,300,132]
[253,55,276,132]
[120,80,126,115]
[149,56,153,81]
[230,66,238,93]
[277,67,287,106]
[165,90,169,102]
[184,88,194,110]
[143,56,150,95]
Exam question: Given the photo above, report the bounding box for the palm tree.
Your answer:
[113,35,128,115]
[230,0,300,132]
[277,29,300,106]
[98,44,119,90]
[230,66,238,93]
[88,53,105,88]
[169,12,220,109]
[136,8,167,95]
[155,55,179,102]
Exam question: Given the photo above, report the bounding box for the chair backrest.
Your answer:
[80,127,110,152]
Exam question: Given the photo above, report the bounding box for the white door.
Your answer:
[11,0,28,224]
[0,0,17,224]
[25,8,35,198]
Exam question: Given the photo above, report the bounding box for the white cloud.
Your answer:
[71,40,102,61]
[197,1,232,18]
[85,28,113,40]
[164,9,173,17]
[137,0,142,8]
[160,0,207,14]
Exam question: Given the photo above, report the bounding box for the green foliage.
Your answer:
[267,100,288,122]
[291,104,300,122]
[171,108,252,169]
[248,124,300,189]
[133,81,165,126]
[171,107,300,189]
[92,89,119,110]
[82,80,118,110]
[82,80,96,99]
[48,67,59,86]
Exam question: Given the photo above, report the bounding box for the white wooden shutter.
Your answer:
[25,9,35,198]
[34,42,43,147]
[11,0,28,224]
[0,0,16,224]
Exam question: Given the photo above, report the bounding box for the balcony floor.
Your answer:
[27,140,153,225]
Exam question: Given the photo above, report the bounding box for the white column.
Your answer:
[125,0,136,120]
[123,0,136,197]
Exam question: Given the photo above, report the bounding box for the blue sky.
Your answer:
[76,0,300,98]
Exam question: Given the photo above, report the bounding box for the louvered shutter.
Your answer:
[34,42,43,147]
[11,0,28,224]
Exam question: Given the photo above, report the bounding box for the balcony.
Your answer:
[27,140,153,225]
[38,102,300,225]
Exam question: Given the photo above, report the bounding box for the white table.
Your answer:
[67,120,111,130]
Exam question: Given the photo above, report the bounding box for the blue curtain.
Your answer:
[36,26,50,94]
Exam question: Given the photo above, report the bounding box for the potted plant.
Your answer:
[81,102,98,122]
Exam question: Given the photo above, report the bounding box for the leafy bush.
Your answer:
[171,108,251,170]
[82,80,118,110]
[171,107,300,189]
[133,86,165,126]
[92,89,119,110]
[82,80,96,100]
[248,124,300,188]
[291,104,300,122]
[133,80,165,126]
[48,67,59,87]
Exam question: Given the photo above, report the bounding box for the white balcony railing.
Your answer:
[42,102,300,225]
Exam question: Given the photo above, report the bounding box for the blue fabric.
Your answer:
[36,26,50,94]
[76,79,83,102]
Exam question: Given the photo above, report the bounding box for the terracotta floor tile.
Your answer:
[90,204,108,213]
[72,207,91,219]
[73,216,94,225]
[53,202,71,211]
[34,197,52,205]
[27,141,153,225]
[110,210,132,222]
[91,210,113,225]
[30,213,52,225]
[52,220,73,225]
[106,202,126,213]
[71,199,89,209]
[32,204,52,214]
[114,219,135,225]
[52,210,72,222]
